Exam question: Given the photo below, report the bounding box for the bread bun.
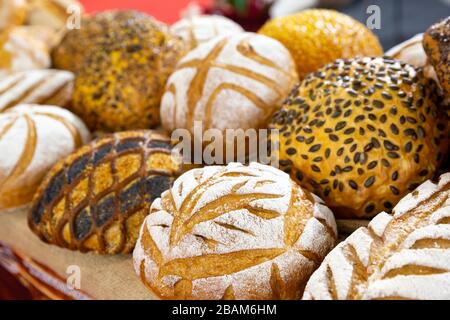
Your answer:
[171,15,244,50]
[133,162,337,300]
[0,104,90,210]
[423,17,449,104]
[0,69,74,112]
[161,32,298,135]
[303,173,450,300]
[26,0,84,30]
[0,0,27,31]
[29,130,182,254]
[269,57,449,218]
[259,9,383,80]
[70,11,186,131]
[0,26,51,77]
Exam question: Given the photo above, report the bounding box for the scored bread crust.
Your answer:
[0,104,90,210]
[303,173,450,300]
[0,69,74,112]
[28,130,182,254]
[134,162,337,300]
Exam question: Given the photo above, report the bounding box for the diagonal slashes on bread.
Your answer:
[303,173,450,300]
[134,162,337,300]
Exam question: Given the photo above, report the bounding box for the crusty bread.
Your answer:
[26,0,84,30]
[0,0,27,31]
[0,104,90,210]
[0,69,74,112]
[303,173,450,300]
[134,162,337,300]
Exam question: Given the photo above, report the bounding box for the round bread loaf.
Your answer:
[0,69,74,112]
[269,57,449,218]
[259,9,383,80]
[423,17,449,104]
[171,15,244,50]
[160,32,298,135]
[0,0,27,31]
[26,0,84,30]
[133,162,337,300]
[70,11,186,131]
[0,104,90,210]
[0,26,51,77]
[29,130,182,254]
[303,173,450,300]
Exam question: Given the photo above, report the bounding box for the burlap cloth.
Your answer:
[0,207,156,300]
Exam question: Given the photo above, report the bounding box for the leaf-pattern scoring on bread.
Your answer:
[134,162,337,300]
[303,173,450,300]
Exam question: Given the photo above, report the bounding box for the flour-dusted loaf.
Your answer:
[29,131,182,254]
[0,0,27,31]
[161,32,298,135]
[134,162,337,300]
[0,69,74,112]
[303,173,450,300]
[171,15,244,49]
[26,0,84,30]
[0,104,90,210]
[0,26,51,77]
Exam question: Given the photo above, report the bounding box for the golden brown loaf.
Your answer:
[133,162,337,300]
[0,26,51,77]
[69,11,186,131]
[259,9,383,80]
[0,0,27,31]
[171,15,244,50]
[303,173,450,300]
[161,32,298,135]
[26,0,84,30]
[269,57,449,219]
[0,69,74,112]
[423,17,449,104]
[29,131,182,254]
[0,104,90,210]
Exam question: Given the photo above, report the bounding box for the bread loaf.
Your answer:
[0,0,27,31]
[303,173,450,300]
[0,69,74,112]
[0,104,90,210]
[134,162,337,300]
[29,131,182,254]
[26,0,84,30]
[161,32,298,135]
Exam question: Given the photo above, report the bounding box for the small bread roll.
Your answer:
[303,173,450,300]
[0,69,74,112]
[0,104,90,210]
[0,26,51,78]
[0,0,27,31]
[134,162,337,300]
[26,0,84,30]
[171,15,244,49]
[29,131,182,254]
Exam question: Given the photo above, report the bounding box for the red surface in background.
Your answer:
[79,0,213,24]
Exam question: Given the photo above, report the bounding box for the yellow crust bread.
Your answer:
[0,0,27,31]
[259,9,383,80]
[133,162,337,300]
[26,0,84,30]
[0,69,74,112]
[161,32,298,134]
[28,130,182,254]
[423,17,449,104]
[0,104,90,210]
[171,15,244,50]
[269,57,449,219]
[70,11,186,132]
[303,173,450,300]
[0,26,51,78]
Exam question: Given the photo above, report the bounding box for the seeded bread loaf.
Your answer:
[303,173,450,300]
[0,104,90,210]
[29,131,182,254]
[134,162,337,300]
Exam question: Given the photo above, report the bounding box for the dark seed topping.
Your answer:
[364,176,375,188]
[348,180,358,190]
